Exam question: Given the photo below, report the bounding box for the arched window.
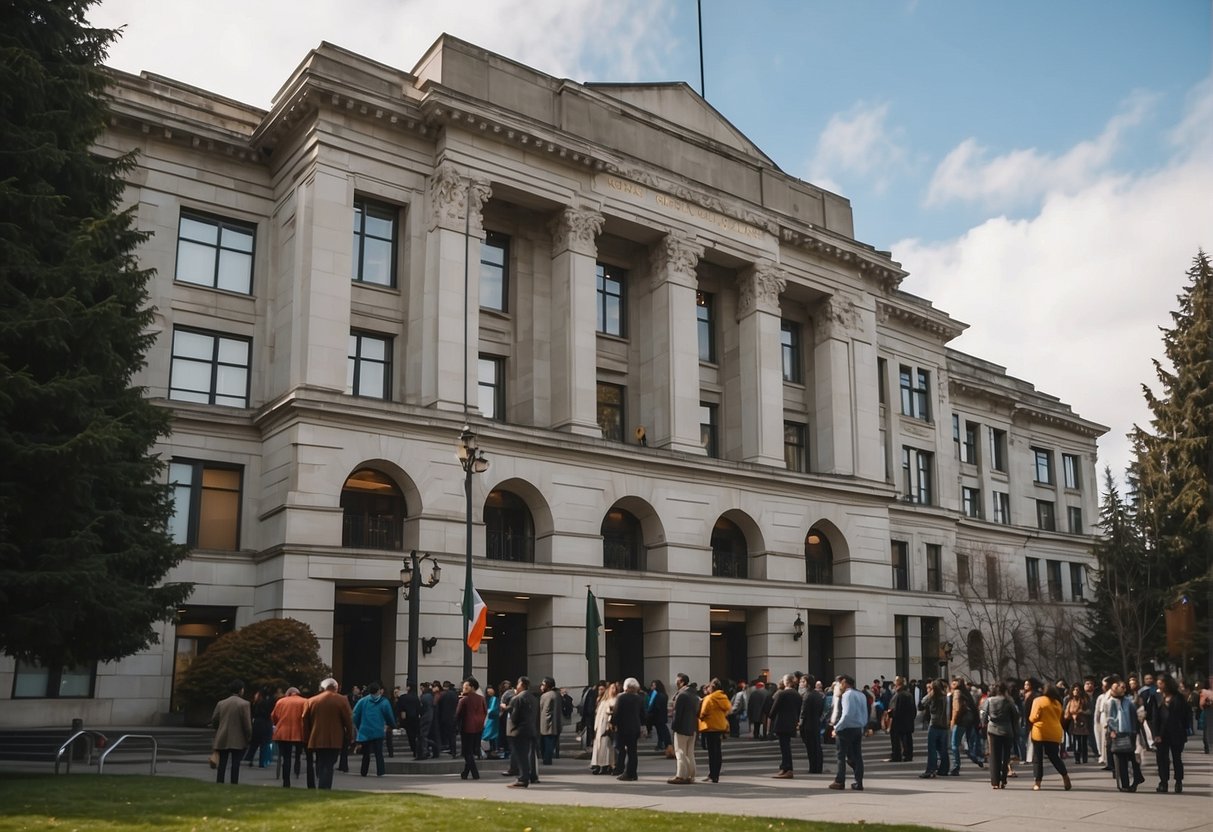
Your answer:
[341,469,405,550]
[485,490,534,563]
[805,529,833,584]
[602,508,643,570]
[711,517,747,579]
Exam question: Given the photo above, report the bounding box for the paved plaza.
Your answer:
[40,734,1208,832]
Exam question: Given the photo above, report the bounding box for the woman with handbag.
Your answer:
[1065,685,1091,764]
[1105,676,1142,791]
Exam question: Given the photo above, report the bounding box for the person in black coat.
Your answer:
[799,675,825,773]
[887,676,917,762]
[437,681,459,757]
[396,683,422,759]
[747,681,769,739]
[668,674,701,784]
[768,675,802,777]
[610,677,646,780]
[647,680,671,750]
[1149,674,1191,793]
[505,677,539,788]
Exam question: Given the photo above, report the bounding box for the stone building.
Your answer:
[0,36,1105,725]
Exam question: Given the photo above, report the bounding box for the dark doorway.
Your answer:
[333,587,397,690]
[487,612,528,685]
[807,624,834,683]
[605,618,644,683]
[710,621,747,685]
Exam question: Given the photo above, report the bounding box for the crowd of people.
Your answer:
[210,668,1211,796]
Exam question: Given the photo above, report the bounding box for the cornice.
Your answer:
[876,298,967,341]
[1012,403,1107,438]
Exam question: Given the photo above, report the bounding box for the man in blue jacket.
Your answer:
[828,674,869,791]
[352,682,396,777]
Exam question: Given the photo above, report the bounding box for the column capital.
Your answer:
[736,260,787,318]
[814,291,860,342]
[428,162,492,233]
[649,231,704,290]
[548,206,604,257]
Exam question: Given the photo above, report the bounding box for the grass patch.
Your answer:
[0,774,942,832]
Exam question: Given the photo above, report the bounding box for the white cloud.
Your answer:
[808,101,910,194]
[89,0,678,108]
[893,80,1213,484]
[924,93,1154,209]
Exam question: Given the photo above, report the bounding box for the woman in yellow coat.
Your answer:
[698,678,731,783]
[1027,684,1071,791]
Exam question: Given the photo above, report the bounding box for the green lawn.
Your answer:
[0,774,941,832]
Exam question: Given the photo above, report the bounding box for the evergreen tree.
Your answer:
[1128,250,1212,674]
[1085,468,1155,677]
[0,1,190,668]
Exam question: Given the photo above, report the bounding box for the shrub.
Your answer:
[175,618,331,712]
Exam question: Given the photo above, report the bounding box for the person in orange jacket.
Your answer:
[270,687,307,788]
[698,678,731,783]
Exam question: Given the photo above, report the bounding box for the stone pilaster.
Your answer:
[812,292,859,475]
[735,261,788,466]
[414,162,491,411]
[643,231,705,454]
[643,602,710,689]
[548,206,605,435]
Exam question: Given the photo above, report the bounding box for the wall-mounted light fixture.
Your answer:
[421,636,438,656]
[792,612,805,641]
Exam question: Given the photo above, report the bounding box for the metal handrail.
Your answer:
[97,733,158,775]
[53,730,107,775]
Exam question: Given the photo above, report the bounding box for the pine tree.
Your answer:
[0,1,190,668]
[1128,250,1212,674]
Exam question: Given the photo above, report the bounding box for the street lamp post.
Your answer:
[400,550,441,687]
[456,425,490,680]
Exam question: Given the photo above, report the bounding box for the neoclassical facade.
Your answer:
[1,37,1105,725]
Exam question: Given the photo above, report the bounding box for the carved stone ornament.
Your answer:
[736,261,787,317]
[548,207,604,256]
[428,162,492,232]
[650,231,704,289]
[815,292,860,339]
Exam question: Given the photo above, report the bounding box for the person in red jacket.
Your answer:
[456,676,488,780]
[270,687,307,788]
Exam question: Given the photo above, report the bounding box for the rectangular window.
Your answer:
[962,486,981,518]
[1067,506,1083,534]
[1063,453,1080,489]
[989,427,1008,472]
[175,211,255,294]
[480,231,509,311]
[1069,563,1085,601]
[1037,500,1056,531]
[784,421,807,472]
[899,365,930,421]
[952,414,960,458]
[597,382,625,442]
[986,555,1000,599]
[891,540,909,590]
[352,198,397,287]
[781,320,802,382]
[1026,557,1041,601]
[993,491,1011,525]
[894,615,909,679]
[921,617,941,673]
[347,332,391,399]
[696,291,715,362]
[700,402,718,458]
[901,447,934,505]
[962,421,979,464]
[596,262,626,336]
[1046,560,1063,602]
[478,355,504,421]
[169,328,251,408]
[1032,447,1054,484]
[926,543,942,592]
[169,460,242,550]
[956,552,971,591]
[12,661,96,699]
[877,357,888,405]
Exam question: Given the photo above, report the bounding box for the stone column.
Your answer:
[414,162,491,412]
[527,595,592,688]
[644,232,705,454]
[745,607,802,681]
[643,602,710,688]
[548,207,605,436]
[812,293,860,475]
[735,261,788,466]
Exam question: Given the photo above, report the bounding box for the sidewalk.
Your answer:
[12,735,1212,832]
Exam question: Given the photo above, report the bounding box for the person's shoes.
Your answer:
[1132,773,1146,787]
[530,778,539,783]
[667,777,684,784]
[1175,781,1182,793]
[500,771,514,777]
[991,783,1001,790]
[851,783,863,791]
[828,782,845,790]
[1062,773,1072,791]
[774,771,793,779]
[1128,784,1138,792]
[918,772,935,779]
[1032,783,1041,791]
[616,774,637,781]
[1156,782,1168,793]
[590,766,600,775]
[472,771,479,780]
[460,771,469,780]
[507,782,527,788]
[949,769,960,776]
[976,759,985,768]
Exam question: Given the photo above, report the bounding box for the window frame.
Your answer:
[780,320,802,383]
[700,402,719,458]
[899,365,931,421]
[596,262,627,337]
[985,555,1000,599]
[596,382,625,442]
[1069,563,1085,601]
[174,210,256,295]
[480,230,510,312]
[901,446,934,505]
[12,661,97,699]
[989,428,1008,472]
[1046,559,1064,602]
[169,326,252,408]
[478,355,505,422]
[347,330,392,400]
[602,507,644,571]
[1025,557,1041,601]
[1067,505,1084,535]
[890,540,909,590]
[783,421,807,472]
[961,485,981,519]
[992,490,1011,525]
[169,458,243,551]
[351,198,399,287]
[1032,447,1054,484]
[1062,453,1081,490]
[926,543,942,592]
[1036,499,1056,531]
[956,552,971,591]
[962,421,979,464]
[696,291,716,363]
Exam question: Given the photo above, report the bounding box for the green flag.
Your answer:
[585,588,601,682]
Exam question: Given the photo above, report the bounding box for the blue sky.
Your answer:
[91,0,1212,485]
